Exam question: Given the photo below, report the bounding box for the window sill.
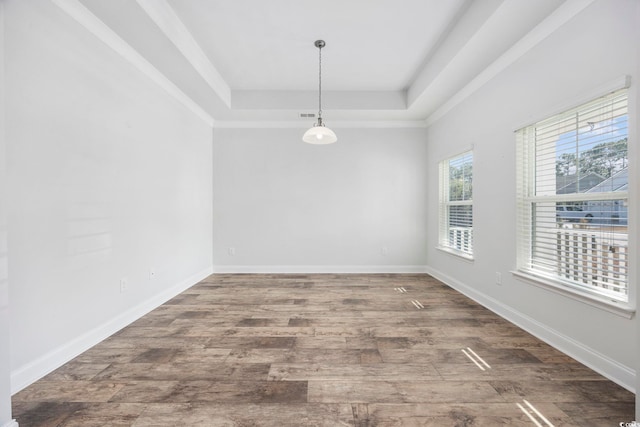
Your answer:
[511,270,635,319]
[436,246,474,262]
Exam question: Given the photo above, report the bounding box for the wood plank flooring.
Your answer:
[12,274,635,426]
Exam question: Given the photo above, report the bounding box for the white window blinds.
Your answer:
[516,89,629,302]
[439,151,473,256]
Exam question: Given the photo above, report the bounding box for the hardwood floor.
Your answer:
[12,274,635,426]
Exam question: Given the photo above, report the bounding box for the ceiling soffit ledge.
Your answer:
[424,0,598,126]
[135,0,231,108]
[53,0,216,126]
[231,90,407,111]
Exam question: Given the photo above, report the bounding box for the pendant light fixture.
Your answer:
[303,40,337,144]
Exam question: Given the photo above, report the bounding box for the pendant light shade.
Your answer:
[304,40,336,144]
[302,120,337,144]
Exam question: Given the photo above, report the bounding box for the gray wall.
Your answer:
[212,127,429,272]
[0,2,13,424]
[5,0,213,392]
[426,0,638,391]
[635,0,640,419]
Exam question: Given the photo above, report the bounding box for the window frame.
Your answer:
[438,150,474,260]
[514,87,633,316]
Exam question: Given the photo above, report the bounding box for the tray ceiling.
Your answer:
[55,0,583,125]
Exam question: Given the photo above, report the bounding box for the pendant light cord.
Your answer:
[318,44,323,122]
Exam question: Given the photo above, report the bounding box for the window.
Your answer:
[516,89,629,304]
[439,151,473,258]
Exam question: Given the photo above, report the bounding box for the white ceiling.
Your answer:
[165,0,466,92]
[64,0,576,125]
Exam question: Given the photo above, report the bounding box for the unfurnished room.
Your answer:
[0,0,638,426]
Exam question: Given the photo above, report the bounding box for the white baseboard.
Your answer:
[11,266,213,394]
[1,420,18,427]
[425,266,636,393]
[212,265,429,274]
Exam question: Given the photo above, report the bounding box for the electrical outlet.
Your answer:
[495,272,502,285]
[149,268,156,280]
[228,247,235,256]
[381,246,389,256]
[120,278,129,293]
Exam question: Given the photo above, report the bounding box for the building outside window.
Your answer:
[439,150,473,258]
[515,88,629,304]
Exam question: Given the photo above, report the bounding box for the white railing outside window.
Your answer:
[555,228,627,295]
[449,226,473,255]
